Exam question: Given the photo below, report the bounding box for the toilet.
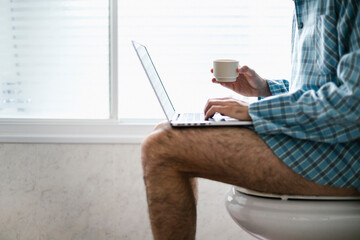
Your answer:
[226,186,360,240]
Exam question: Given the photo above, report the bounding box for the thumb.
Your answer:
[238,65,253,76]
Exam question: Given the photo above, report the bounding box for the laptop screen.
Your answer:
[132,41,175,120]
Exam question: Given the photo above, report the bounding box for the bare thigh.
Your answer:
[142,122,358,196]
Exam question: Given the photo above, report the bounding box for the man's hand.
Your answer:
[204,97,252,121]
[211,65,271,97]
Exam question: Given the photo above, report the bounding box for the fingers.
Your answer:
[204,97,245,120]
[204,97,251,120]
[211,78,237,92]
[211,69,221,83]
[212,77,229,84]
[205,105,232,120]
[212,65,254,82]
[204,97,232,116]
[212,65,253,75]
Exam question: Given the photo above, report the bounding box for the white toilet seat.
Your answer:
[226,186,360,240]
[234,186,360,201]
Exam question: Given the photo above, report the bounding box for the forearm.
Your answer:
[249,80,360,143]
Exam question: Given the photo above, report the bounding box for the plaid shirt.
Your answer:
[248,0,360,191]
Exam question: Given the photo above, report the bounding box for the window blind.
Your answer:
[0,0,110,119]
[118,0,294,119]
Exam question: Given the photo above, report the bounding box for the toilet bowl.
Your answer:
[226,186,360,240]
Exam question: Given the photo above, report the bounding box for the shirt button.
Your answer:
[298,22,304,29]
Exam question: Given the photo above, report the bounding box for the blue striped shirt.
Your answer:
[248,0,360,191]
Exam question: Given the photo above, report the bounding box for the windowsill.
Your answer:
[0,119,161,144]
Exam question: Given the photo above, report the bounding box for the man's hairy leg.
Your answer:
[141,122,358,240]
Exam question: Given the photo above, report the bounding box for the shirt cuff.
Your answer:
[267,79,290,96]
[258,79,289,101]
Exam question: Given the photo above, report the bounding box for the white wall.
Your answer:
[0,143,255,240]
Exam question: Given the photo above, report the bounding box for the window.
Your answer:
[0,0,294,142]
[0,0,110,119]
[118,0,293,119]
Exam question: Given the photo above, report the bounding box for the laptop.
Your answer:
[132,41,253,127]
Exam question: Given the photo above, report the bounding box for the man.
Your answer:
[141,0,360,239]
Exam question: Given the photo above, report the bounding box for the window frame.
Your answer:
[0,0,158,144]
[0,119,156,143]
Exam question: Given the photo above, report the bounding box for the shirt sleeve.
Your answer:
[266,79,290,96]
[249,3,360,144]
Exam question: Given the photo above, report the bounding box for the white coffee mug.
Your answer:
[213,59,239,82]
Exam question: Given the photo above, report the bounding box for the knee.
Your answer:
[141,122,174,173]
[153,120,170,131]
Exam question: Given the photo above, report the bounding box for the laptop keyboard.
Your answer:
[177,113,214,122]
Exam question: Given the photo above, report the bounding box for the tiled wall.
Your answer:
[0,144,254,240]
